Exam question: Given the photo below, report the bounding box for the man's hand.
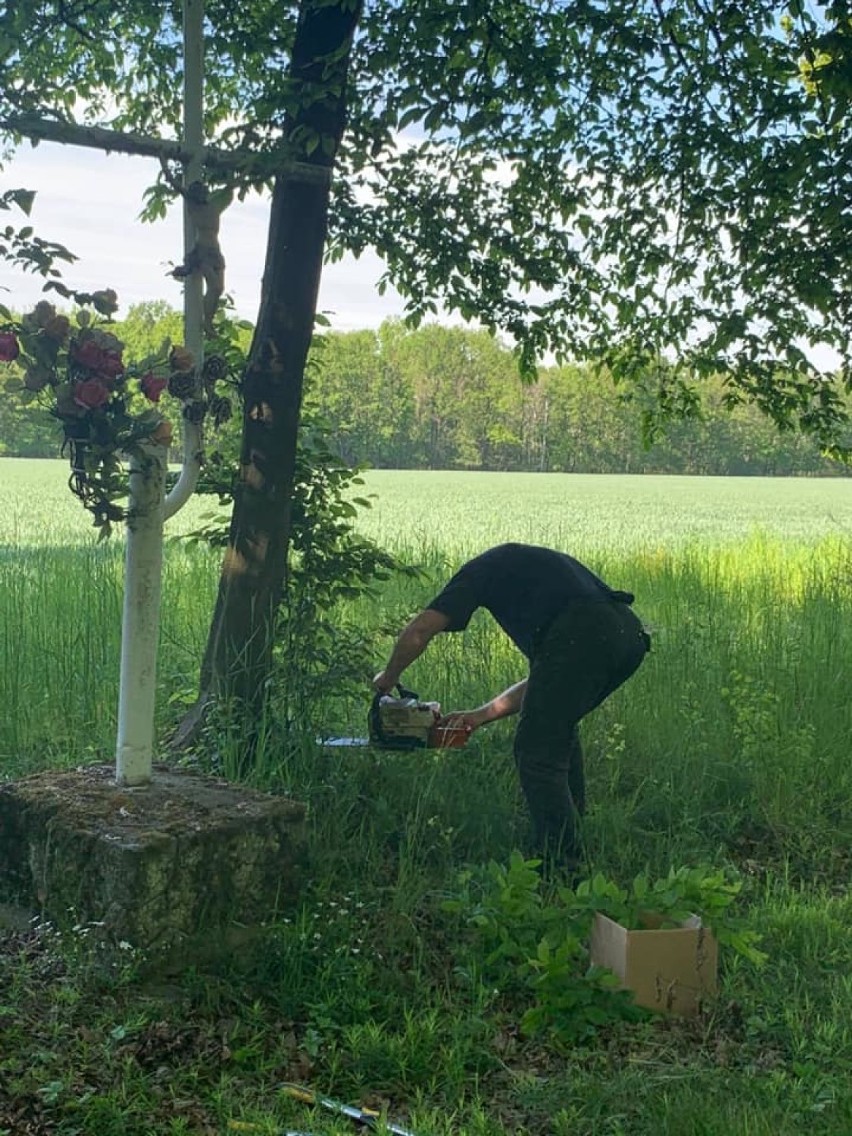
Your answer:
[440,680,528,732]
[372,670,396,694]
[439,709,488,731]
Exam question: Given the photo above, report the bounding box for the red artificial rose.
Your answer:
[99,351,125,378]
[72,378,111,410]
[71,338,106,372]
[140,372,168,402]
[0,332,20,362]
[71,334,124,377]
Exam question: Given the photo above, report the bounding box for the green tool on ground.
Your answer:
[281,1082,417,1136]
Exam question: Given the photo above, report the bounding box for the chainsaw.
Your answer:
[320,685,471,751]
[369,684,443,749]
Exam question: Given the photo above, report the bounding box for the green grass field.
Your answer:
[1,457,851,1135]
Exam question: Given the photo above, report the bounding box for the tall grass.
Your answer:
[2,459,851,1134]
[2,459,850,878]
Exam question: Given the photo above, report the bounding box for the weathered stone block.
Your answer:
[0,763,306,960]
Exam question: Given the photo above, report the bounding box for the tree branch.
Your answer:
[0,112,333,185]
[1,112,195,163]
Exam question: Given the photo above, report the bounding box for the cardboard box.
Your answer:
[590,912,718,1016]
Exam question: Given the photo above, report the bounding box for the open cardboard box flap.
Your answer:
[590,911,718,1017]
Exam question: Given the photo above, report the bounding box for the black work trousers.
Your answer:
[513,599,649,866]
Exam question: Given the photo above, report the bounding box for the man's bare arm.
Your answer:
[441,679,528,730]
[373,608,451,693]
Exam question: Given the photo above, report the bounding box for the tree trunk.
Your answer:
[174,0,363,747]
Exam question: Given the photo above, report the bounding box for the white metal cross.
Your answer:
[7,0,209,785]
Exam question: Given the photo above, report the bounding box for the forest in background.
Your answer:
[2,301,848,476]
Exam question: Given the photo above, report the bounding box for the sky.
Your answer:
[4,139,840,376]
[2,140,408,331]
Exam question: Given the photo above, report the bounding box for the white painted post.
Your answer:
[115,443,168,785]
[115,0,206,784]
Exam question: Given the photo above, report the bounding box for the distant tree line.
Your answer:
[2,303,848,476]
[304,321,849,477]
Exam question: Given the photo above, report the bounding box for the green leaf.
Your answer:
[11,189,35,216]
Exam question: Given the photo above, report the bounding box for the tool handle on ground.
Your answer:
[285,1085,366,1123]
[227,1121,314,1135]
[281,1085,316,1105]
[280,1083,417,1136]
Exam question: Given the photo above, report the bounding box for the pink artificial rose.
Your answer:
[24,366,52,392]
[72,378,111,410]
[0,332,20,362]
[140,372,168,402]
[150,419,174,447]
[43,314,71,343]
[32,301,57,328]
[91,289,119,316]
[169,345,195,373]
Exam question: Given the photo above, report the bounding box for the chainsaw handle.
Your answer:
[372,680,418,700]
[368,693,390,747]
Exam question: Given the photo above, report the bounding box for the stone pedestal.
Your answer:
[0,763,306,964]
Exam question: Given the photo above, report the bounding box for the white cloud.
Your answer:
[2,140,406,331]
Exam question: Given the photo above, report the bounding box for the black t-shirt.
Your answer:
[426,543,632,658]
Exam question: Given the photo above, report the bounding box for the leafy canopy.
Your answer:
[1,1,850,446]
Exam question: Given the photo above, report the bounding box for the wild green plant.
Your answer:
[721,668,817,832]
[179,328,423,764]
[443,853,766,1047]
[3,464,852,1132]
[572,867,767,963]
[442,853,643,1045]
